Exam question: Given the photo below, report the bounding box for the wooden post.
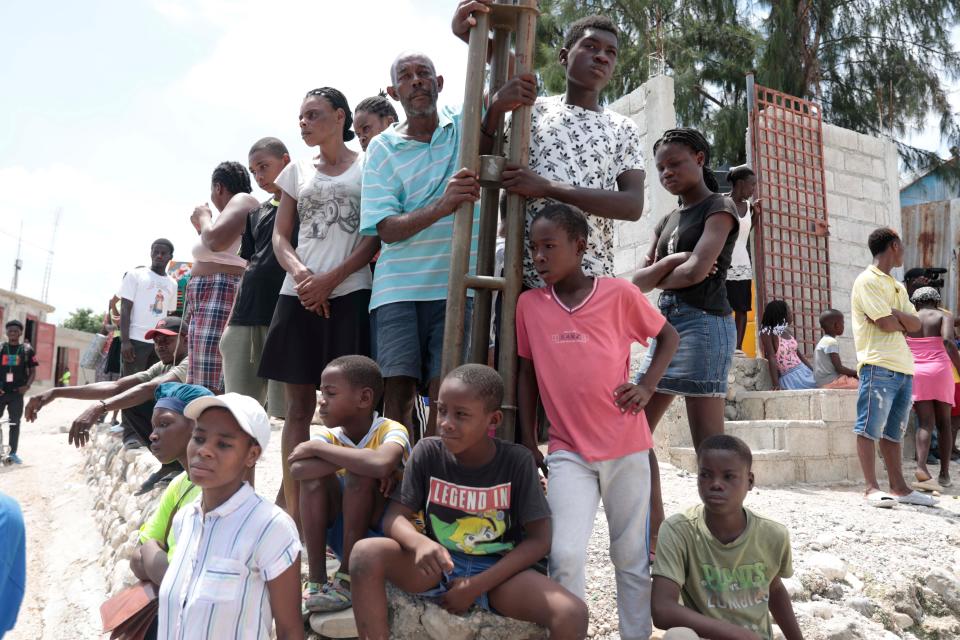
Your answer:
[441,9,490,379]
[469,28,512,365]
[497,6,536,442]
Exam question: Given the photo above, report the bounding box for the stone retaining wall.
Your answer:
[84,428,164,597]
[83,425,545,640]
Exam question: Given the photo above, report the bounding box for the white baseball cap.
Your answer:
[185,393,271,457]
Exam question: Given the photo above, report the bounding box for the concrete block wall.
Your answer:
[608,74,678,277]
[822,124,902,364]
[735,389,869,484]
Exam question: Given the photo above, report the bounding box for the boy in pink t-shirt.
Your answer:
[517,204,679,640]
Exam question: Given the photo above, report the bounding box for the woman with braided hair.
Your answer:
[631,127,740,555]
[906,286,960,488]
[259,87,379,541]
[187,161,259,393]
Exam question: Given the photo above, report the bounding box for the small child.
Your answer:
[288,355,411,613]
[651,435,803,640]
[158,393,303,640]
[350,364,588,640]
[517,204,679,639]
[760,300,815,390]
[814,309,858,389]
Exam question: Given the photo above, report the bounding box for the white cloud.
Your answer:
[0,164,198,322]
[1,0,475,322]
[162,0,469,127]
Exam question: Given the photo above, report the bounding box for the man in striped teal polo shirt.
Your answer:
[360,51,524,438]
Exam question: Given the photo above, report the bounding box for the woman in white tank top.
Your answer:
[724,165,758,353]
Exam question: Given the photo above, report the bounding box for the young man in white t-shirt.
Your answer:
[457,9,646,288]
[117,240,178,412]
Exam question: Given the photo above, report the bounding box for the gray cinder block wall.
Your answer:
[822,124,902,364]
[608,74,678,276]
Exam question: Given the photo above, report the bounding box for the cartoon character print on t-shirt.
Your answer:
[299,182,360,241]
[151,290,166,314]
[426,478,514,556]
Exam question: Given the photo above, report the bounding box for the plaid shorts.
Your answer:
[186,273,240,393]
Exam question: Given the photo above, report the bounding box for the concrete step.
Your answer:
[668,446,796,486]
[738,389,858,422]
[724,419,820,452]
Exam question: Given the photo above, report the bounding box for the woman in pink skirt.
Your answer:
[907,287,960,487]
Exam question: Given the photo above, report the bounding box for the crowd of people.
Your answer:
[1,2,957,639]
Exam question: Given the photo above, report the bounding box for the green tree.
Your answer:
[534,0,960,175]
[759,0,960,175]
[534,0,759,167]
[61,308,102,334]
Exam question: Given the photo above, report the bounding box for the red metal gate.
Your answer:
[34,321,56,382]
[748,79,831,353]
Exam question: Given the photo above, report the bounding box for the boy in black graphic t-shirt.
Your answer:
[1,320,39,463]
[350,365,588,640]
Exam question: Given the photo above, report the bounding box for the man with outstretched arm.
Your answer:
[26,317,189,493]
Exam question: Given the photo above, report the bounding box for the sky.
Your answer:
[1,1,957,323]
[0,0,470,322]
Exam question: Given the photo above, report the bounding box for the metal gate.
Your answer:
[747,76,831,353]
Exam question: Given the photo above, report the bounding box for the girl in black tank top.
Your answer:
[629,128,740,557]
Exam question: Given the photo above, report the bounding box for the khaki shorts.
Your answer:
[220,324,286,418]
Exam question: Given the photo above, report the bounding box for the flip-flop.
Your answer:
[865,491,896,508]
[938,477,952,488]
[912,479,943,493]
[897,490,938,507]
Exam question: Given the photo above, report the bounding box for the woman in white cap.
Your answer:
[157,393,304,640]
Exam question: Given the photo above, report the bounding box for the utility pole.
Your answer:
[10,221,23,292]
[41,208,61,303]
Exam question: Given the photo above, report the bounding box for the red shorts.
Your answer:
[953,382,960,417]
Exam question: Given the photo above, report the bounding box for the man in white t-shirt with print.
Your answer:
[462,10,646,288]
[118,239,178,382]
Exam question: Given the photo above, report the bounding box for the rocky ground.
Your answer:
[4,398,960,639]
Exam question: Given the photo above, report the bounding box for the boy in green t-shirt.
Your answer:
[652,435,803,640]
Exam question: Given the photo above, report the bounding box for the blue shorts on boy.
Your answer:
[312,415,411,558]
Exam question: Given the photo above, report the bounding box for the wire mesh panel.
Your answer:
[750,84,831,354]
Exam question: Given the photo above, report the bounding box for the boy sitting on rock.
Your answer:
[350,364,588,640]
[288,355,411,613]
[651,435,803,640]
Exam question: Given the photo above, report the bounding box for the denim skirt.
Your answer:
[637,292,736,397]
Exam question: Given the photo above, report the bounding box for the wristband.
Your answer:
[98,399,109,412]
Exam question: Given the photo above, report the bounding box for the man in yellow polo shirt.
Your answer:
[851,227,935,508]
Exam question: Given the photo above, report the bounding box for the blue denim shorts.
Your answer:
[371,300,473,383]
[637,292,735,397]
[325,475,384,560]
[853,365,913,442]
[418,551,499,612]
